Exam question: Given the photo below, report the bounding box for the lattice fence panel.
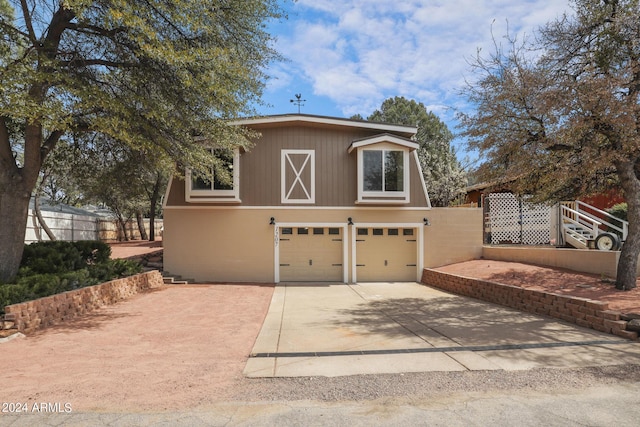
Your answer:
[486,193,552,245]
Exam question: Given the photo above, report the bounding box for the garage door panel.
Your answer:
[280,227,343,282]
[356,228,417,282]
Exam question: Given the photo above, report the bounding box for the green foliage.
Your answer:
[19,241,112,274]
[0,0,286,282]
[0,241,141,314]
[607,203,628,222]
[365,96,467,206]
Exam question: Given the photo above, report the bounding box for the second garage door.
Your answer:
[279,227,344,282]
[356,227,417,282]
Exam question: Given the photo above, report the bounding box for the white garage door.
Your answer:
[279,227,343,282]
[356,227,417,282]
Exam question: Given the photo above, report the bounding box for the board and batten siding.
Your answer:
[166,123,429,208]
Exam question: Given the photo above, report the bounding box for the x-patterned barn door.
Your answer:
[281,149,315,204]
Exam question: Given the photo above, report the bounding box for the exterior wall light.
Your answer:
[270,217,275,225]
[423,218,430,226]
[348,217,354,225]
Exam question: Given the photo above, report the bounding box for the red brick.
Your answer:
[603,319,627,331]
[600,310,621,321]
[586,315,605,326]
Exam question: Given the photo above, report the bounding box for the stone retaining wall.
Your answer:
[421,268,639,341]
[1,271,164,334]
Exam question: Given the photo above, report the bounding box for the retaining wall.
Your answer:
[421,268,638,341]
[1,271,164,334]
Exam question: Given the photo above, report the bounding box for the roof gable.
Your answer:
[231,114,417,139]
[347,133,419,153]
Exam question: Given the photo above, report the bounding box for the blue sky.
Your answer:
[257,0,574,161]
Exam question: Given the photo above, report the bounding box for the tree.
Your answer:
[459,0,640,289]
[0,0,284,282]
[364,97,467,207]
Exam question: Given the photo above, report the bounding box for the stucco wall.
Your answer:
[163,207,483,283]
[423,208,483,268]
[482,246,621,278]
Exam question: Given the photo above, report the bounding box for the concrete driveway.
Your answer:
[245,282,640,377]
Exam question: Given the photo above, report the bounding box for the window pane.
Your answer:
[313,228,324,235]
[384,151,404,192]
[213,149,234,190]
[191,176,212,190]
[363,150,383,191]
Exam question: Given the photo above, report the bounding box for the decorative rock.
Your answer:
[621,313,640,321]
[626,319,640,332]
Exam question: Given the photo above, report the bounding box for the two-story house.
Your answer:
[162,114,482,283]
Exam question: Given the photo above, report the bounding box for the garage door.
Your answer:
[279,227,343,281]
[356,227,417,282]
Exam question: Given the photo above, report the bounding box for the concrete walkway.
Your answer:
[245,282,640,377]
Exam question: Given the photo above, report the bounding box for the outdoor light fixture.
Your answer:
[423,218,430,226]
[348,217,354,225]
[270,217,275,225]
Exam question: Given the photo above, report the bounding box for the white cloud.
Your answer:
[267,0,573,121]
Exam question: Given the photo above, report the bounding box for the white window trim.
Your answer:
[185,148,240,202]
[356,143,410,203]
[281,149,315,204]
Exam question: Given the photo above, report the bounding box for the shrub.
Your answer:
[607,203,628,222]
[0,241,143,314]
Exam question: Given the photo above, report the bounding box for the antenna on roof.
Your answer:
[290,93,306,114]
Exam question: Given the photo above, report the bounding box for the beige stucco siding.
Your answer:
[423,208,484,267]
[163,207,482,282]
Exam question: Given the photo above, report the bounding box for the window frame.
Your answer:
[185,148,240,202]
[356,143,410,203]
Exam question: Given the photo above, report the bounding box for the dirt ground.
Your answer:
[0,284,275,412]
[437,259,640,314]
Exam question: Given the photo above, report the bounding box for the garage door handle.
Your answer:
[280,264,290,266]
[356,264,365,267]
[332,263,342,266]
[406,264,417,267]
[309,259,312,266]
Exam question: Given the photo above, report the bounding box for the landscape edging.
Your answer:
[421,268,638,341]
[1,270,164,334]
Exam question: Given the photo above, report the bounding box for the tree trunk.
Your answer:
[0,189,31,282]
[34,196,57,241]
[136,210,148,240]
[148,173,163,242]
[615,161,640,290]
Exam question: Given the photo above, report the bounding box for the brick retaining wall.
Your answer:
[1,271,164,334]
[421,269,639,341]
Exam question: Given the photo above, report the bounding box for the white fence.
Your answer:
[26,209,99,243]
[26,209,162,243]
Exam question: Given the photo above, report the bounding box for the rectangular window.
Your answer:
[357,228,368,236]
[281,228,293,235]
[388,228,399,235]
[373,228,384,236]
[328,228,340,235]
[403,229,414,236]
[297,228,309,235]
[313,228,324,235]
[186,148,240,202]
[363,149,404,193]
